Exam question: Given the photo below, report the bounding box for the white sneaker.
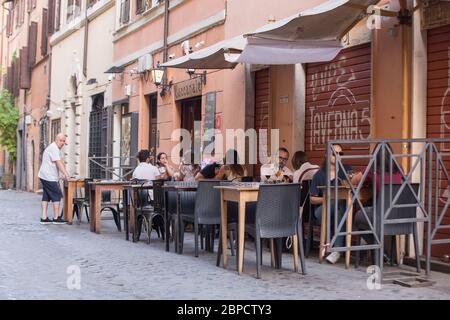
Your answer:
[326,252,341,264]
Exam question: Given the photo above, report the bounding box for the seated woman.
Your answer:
[156,152,176,181]
[310,143,357,264]
[178,150,200,182]
[291,151,319,183]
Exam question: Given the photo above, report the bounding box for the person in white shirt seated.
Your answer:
[292,151,320,183]
[132,149,161,181]
[260,147,293,183]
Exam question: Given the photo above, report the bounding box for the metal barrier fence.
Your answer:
[88,156,135,180]
[324,139,450,277]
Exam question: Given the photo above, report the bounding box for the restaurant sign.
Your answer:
[174,77,203,101]
[420,0,450,30]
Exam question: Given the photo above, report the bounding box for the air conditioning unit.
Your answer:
[137,53,153,73]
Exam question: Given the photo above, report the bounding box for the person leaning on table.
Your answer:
[38,133,70,225]
[309,143,360,264]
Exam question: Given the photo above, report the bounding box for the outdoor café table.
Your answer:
[317,185,372,268]
[89,180,130,234]
[62,178,85,225]
[215,184,260,275]
[162,184,198,253]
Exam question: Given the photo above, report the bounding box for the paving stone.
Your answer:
[0,190,449,299]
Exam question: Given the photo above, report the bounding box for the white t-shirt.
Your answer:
[38,142,63,182]
[260,163,293,182]
[293,162,320,183]
[132,162,160,181]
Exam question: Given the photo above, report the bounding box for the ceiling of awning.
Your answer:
[245,0,379,41]
[162,0,380,69]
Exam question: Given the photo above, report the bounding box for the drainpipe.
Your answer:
[83,1,89,77]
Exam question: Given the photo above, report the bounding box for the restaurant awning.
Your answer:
[161,0,378,69]
[161,36,246,69]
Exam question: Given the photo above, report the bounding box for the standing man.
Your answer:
[38,133,70,224]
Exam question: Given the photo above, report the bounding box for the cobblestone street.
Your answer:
[0,190,449,300]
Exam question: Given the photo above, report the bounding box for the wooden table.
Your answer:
[318,185,371,268]
[62,179,85,225]
[215,185,259,275]
[89,181,130,234]
[163,184,198,253]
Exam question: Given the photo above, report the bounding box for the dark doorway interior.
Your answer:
[148,94,158,160]
[89,93,107,179]
[180,96,202,160]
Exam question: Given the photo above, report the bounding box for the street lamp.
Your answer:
[151,62,172,96]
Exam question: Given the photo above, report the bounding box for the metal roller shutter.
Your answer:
[305,43,372,171]
[426,24,450,258]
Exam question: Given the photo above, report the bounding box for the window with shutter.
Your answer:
[88,0,97,8]
[136,0,144,14]
[67,0,81,22]
[19,48,31,90]
[13,58,20,97]
[7,66,13,93]
[55,0,61,31]
[19,0,25,26]
[6,13,12,37]
[48,0,55,35]
[28,22,37,67]
[120,0,130,25]
[41,9,48,56]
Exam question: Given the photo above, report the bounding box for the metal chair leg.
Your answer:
[297,221,307,275]
[194,221,199,257]
[256,234,262,279]
[413,224,421,273]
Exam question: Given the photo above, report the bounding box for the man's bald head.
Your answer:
[55,133,66,149]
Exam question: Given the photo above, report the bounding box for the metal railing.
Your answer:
[88,156,136,180]
[324,139,450,277]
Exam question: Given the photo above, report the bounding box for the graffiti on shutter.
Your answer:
[305,43,372,169]
[426,25,450,257]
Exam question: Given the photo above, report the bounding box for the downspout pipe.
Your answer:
[83,1,89,77]
[162,0,169,84]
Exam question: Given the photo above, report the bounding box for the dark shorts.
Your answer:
[40,179,63,202]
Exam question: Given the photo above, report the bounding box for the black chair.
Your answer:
[183,180,237,257]
[164,181,197,253]
[246,183,306,278]
[72,179,90,224]
[133,180,164,244]
[77,178,122,231]
[300,179,317,257]
[355,183,421,272]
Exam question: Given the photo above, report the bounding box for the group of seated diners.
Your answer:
[132,143,403,265]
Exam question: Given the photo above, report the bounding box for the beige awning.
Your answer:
[162,0,379,69]
[161,36,246,69]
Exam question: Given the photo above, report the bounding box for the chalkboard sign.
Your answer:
[203,92,216,152]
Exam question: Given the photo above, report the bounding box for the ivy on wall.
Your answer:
[0,89,19,163]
